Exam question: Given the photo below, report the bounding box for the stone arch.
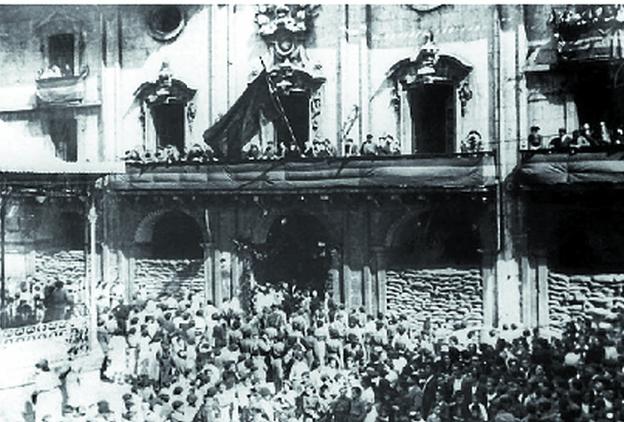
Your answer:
[134,207,207,244]
[384,208,428,249]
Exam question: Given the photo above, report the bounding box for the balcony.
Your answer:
[35,66,88,107]
[551,5,624,62]
[111,152,497,194]
[516,146,624,190]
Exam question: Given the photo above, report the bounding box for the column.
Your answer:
[213,248,223,306]
[363,258,373,315]
[88,203,98,351]
[536,251,549,330]
[372,246,387,314]
[202,242,215,304]
[329,247,342,304]
[481,249,497,328]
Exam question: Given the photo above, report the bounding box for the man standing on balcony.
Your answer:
[528,126,543,150]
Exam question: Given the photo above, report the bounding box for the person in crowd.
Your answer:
[360,134,377,156]
[527,126,543,150]
[548,128,572,150]
[460,130,484,153]
[43,280,73,322]
[32,359,63,422]
[344,138,357,157]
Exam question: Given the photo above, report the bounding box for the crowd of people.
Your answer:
[528,122,624,152]
[1,278,76,328]
[27,278,624,422]
[122,129,487,166]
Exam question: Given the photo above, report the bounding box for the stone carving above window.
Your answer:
[134,62,196,106]
[255,4,324,95]
[387,31,473,114]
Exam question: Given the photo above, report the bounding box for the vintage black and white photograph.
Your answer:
[0,2,623,421]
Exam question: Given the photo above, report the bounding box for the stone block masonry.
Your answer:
[386,268,483,331]
[135,259,205,300]
[34,250,86,297]
[549,272,624,331]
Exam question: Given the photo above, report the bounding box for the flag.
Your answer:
[203,70,281,161]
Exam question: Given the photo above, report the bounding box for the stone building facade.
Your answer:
[0,5,622,371]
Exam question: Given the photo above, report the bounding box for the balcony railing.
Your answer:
[551,6,624,61]
[35,66,89,107]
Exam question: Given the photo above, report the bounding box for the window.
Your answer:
[148,6,186,41]
[151,103,185,151]
[49,118,77,162]
[48,33,75,76]
[274,93,309,150]
[409,83,455,154]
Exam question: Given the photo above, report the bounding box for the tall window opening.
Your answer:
[275,93,309,151]
[409,83,455,154]
[58,212,85,250]
[49,118,77,162]
[152,103,185,151]
[48,33,75,77]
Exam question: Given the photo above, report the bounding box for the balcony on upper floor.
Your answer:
[112,151,497,195]
[551,5,624,62]
[516,146,624,191]
[35,66,89,108]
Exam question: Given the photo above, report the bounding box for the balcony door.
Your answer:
[274,93,309,151]
[409,82,455,154]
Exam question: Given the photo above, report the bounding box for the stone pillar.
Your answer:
[202,242,215,304]
[481,249,497,327]
[535,250,549,329]
[329,247,342,304]
[363,260,373,315]
[372,246,387,314]
[87,203,98,351]
[213,249,223,306]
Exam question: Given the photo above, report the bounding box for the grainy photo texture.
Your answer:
[0,3,621,422]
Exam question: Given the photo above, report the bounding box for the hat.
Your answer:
[97,400,112,414]
[35,359,49,371]
[258,386,272,398]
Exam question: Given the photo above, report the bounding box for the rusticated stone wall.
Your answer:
[134,259,205,299]
[549,272,624,331]
[33,250,86,297]
[386,268,483,330]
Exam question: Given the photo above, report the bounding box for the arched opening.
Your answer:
[257,212,331,294]
[385,204,483,330]
[151,211,202,259]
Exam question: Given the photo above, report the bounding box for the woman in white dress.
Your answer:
[32,359,63,422]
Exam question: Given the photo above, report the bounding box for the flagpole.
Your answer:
[259,58,298,150]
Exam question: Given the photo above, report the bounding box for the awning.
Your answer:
[516,150,624,189]
[109,154,497,194]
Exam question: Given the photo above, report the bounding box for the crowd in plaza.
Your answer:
[2,279,76,328]
[27,278,624,422]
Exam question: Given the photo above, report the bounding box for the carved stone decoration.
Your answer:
[387,31,473,114]
[255,4,325,95]
[457,81,473,117]
[133,62,196,106]
[187,102,197,131]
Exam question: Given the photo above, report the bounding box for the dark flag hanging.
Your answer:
[203,70,281,161]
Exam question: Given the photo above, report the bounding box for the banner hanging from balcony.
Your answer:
[516,150,624,189]
[111,154,496,193]
[202,71,281,162]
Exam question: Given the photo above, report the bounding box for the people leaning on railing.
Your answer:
[529,122,624,152]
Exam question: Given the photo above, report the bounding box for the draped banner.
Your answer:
[202,71,281,161]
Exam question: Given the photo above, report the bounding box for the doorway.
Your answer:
[151,103,185,151]
[274,93,309,151]
[409,83,455,154]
